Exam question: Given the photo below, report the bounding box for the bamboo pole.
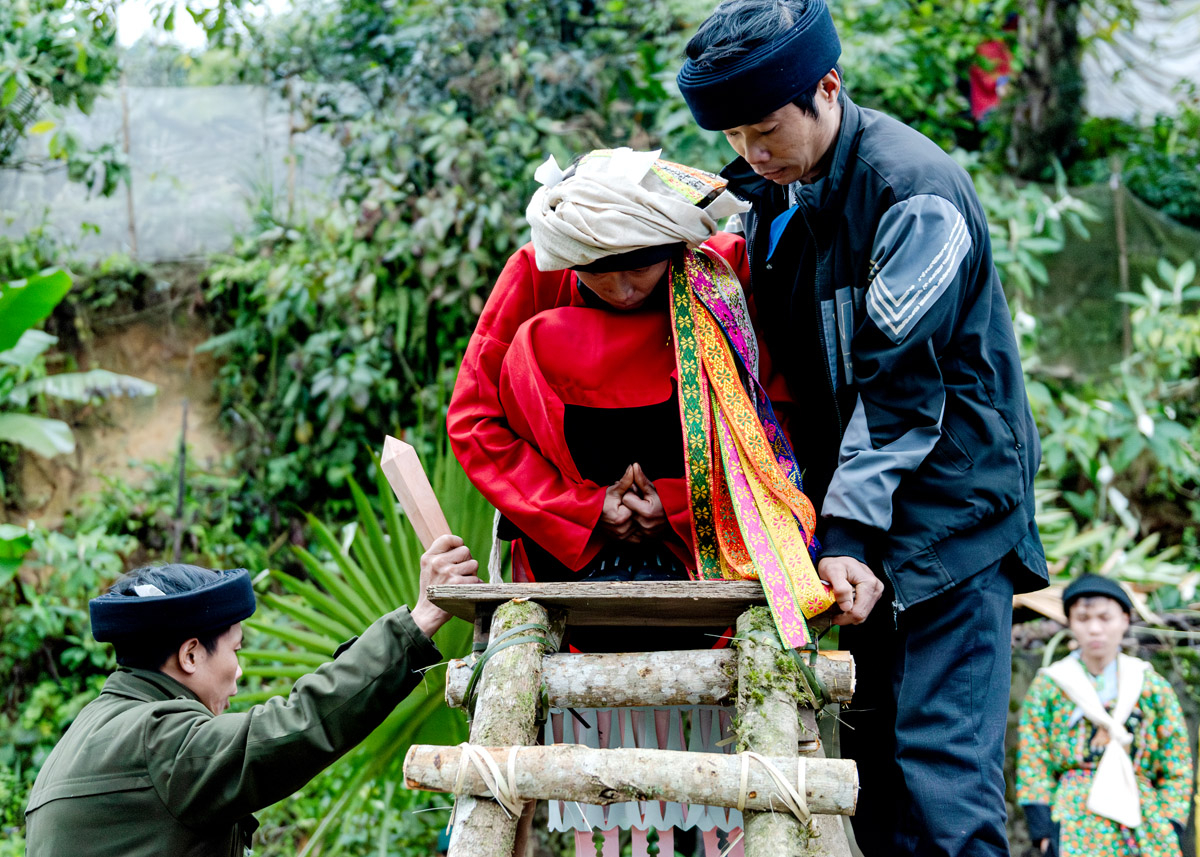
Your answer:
[447,599,564,857]
[736,607,812,852]
[444,648,854,709]
[1111,156,1132,357]
[119,73,138,259]
[404,744,857,816]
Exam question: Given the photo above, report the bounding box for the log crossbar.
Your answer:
[445,648,855,709]
[404,744,858,816]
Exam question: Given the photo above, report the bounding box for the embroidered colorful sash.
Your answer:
[670,247,835,648]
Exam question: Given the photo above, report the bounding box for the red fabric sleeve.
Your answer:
[655,476,695,567]
[447,245,606,570]
[449,232,772,573]
[497,307,694,570]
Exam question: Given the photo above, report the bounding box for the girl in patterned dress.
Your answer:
[1016,574,1193,857]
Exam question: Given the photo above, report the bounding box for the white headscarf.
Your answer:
[525,147,750,272]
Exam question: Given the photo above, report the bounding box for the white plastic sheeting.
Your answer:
[1082,0,1200,121]
[0,84,340,262]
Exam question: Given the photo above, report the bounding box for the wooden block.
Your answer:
[380,435,452,549]
[426,581,835,639]
[427,581,766,627]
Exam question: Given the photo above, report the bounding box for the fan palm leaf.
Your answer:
[237,442,497,855]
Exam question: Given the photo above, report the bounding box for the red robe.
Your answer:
[448,232,766,578]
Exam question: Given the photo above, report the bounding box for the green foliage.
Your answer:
[1028,259,1200,594]
[119,35,267,87]
[1118,106,1200,229]
[0,269,79,461]
[0,269,72,352]
[1072,102,1200,228]
[79,456,276,572]
[0,521,131,832]
[0,229,158,502]
[0,524,32,588]
[201,0,723,515]
[837,0,1012,150]
[0,0,127,195]
[0,268,157,466]
[964,153,1099,303]
[1031,260,1200,491]
[241,442,494,856]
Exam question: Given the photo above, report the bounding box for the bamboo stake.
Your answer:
[404,744,857,816]
[447,599,565,857]
[119,73,138,259]
[444,649,854,709]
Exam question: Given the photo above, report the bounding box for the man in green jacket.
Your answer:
[24,533,480,857]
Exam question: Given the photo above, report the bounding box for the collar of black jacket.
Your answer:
[721,93,865,220]
[101,667,206,707]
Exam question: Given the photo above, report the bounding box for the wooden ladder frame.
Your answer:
[403,582,858,857]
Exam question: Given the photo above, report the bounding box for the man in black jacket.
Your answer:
[678,2,1048,855]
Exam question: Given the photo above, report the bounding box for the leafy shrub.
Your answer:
[199,0,728,518]
[837,0,1013,151]
[1122,107,1200,229]
[0,522,132,829]
[0,259,157,501]
[1026,260,1200,595]
[0,0,127,196]
[76,456,275,573]
[1072,103,1200,228]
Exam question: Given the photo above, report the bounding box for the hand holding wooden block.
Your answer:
[380,436,452,549]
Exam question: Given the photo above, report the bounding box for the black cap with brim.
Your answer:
[90,568,257,642]
[1062,573,1133,617]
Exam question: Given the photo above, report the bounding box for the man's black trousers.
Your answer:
[840,555,1016,857]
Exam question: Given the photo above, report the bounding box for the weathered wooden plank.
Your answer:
[427,581,820,628]
[404,744,857,816]
[445,648,855,708]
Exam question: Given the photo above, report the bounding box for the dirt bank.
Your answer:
[15,305,230,529]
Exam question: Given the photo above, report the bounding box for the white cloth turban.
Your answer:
[526,147,750,272]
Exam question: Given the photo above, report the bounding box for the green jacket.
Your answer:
[25,607,439,857]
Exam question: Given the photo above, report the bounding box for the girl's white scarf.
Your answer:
[1042,653,1148,828]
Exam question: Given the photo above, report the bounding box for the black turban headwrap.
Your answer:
[90,568,257,642]
[677,0,842,131]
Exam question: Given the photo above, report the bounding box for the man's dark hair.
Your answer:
[108,564,231,670]
[684,0,842,119]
